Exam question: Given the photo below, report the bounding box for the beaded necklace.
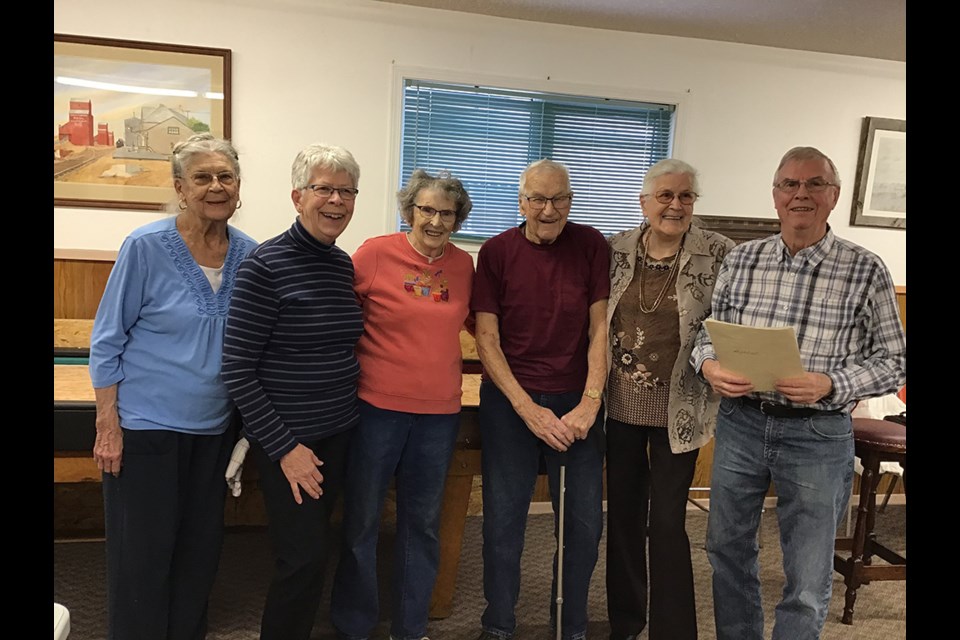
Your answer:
[638,231,683,314]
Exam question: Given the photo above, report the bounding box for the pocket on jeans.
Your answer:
[807,414,853,440]
[718,398,739,417]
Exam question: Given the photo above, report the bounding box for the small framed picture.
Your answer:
[849,116,906,229]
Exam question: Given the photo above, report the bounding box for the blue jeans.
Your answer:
[706,397,854,640]
[479,382,604,640]
[331,400,460,640]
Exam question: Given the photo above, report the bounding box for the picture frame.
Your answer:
[694,215,780,244]
[54,34,231,210]
[849,116,906,230]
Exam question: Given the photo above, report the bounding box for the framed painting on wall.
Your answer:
[849,116,906,230]
[54,34,231,210]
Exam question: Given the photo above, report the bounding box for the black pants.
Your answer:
[103,428,234,640]
[605,419,699,640]
[251,429,351,640]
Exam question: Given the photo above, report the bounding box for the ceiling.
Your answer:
[373,0,906,62]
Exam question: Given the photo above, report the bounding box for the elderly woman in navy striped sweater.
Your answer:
[222,143,364,640]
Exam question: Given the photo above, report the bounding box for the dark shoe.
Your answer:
[609,636,639,640]
[476,633,504,640]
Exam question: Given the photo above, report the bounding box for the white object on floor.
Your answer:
[53,602,70,640]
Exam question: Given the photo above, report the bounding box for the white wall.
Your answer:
[54,0,906,284]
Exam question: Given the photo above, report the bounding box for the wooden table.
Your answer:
[53,364,100,482]
[54,364,483,618]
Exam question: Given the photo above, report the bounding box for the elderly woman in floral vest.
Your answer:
[605,158,735,640]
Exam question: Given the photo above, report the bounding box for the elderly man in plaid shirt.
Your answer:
[690,146,906,640]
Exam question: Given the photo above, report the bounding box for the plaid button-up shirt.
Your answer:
[691,228,906,411]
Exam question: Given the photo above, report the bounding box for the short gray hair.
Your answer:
[398,169,473,231]
[291,143,360,190]
[641,158,700,195]
[774,146,841,186]
[171,133,240,179]
[519,159,571,194]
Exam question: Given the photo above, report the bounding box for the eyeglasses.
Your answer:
[774,178,837,194]
[305,184,359,200]
[190,171,237,186]
[646,190,698,205]
[414,204,457,223]
[522,194,573,210]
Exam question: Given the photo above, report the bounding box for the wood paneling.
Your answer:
[895,286,906,333]
[54,258,114,319]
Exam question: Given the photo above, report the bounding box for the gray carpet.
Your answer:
[53,506,906,639]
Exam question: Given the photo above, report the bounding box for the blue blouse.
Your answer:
[89,217,257,434]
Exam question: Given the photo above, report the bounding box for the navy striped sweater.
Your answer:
[222,218,364,461]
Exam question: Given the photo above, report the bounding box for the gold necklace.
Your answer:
[638,231,682,314]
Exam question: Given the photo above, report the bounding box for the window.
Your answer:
[167,126,180,135]
[399,79,676,239]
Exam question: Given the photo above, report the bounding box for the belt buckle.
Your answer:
[759,401,776,416]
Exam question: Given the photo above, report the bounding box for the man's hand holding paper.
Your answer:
[774,372,834,404]
[703,319,805,393]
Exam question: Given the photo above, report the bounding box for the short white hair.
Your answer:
[519,159,571,194]
[641,158,699,194]
[291,143,360,189]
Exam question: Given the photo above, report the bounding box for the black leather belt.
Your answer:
[740,397,841,419]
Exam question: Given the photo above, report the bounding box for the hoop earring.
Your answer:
[178,200,187,211]
[235,200,242,210]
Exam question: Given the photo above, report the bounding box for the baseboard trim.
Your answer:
[525,493,906,515]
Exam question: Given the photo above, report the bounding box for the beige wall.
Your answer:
[54,0,906,284]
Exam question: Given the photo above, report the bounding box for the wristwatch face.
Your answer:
[584,389,601,400]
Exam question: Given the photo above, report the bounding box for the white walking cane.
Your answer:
[555,461,567,640]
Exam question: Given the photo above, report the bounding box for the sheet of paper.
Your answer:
[703,319,804,392]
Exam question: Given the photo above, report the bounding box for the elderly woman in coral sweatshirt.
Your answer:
[331,169,475,640]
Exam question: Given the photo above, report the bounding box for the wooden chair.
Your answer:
[833,417,906,625]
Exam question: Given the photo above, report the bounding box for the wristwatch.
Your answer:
[583,388,602,401]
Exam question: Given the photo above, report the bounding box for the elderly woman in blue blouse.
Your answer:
[605,158,734,640]
[89,133,257,640]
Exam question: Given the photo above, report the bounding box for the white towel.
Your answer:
[225,437,250,497]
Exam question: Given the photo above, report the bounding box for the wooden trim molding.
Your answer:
[54,249,119,261]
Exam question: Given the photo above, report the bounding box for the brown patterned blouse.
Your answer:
[607,253,681,428]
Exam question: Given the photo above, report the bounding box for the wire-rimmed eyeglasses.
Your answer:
[644,190,699,205]
[189,171,237,187]
[305,184,359,200]
[774,178,837,194]
[414,204,457,223]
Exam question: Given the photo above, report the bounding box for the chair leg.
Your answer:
[845,488,854,538]
[841,453,880,625]
[863,468,882,577]
[879,473,898,512]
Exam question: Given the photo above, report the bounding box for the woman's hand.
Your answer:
[279,444,325,504]
[93,413,123,477]
[93,385,123,477]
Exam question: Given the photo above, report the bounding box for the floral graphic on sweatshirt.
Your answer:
[402,268,450,302]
